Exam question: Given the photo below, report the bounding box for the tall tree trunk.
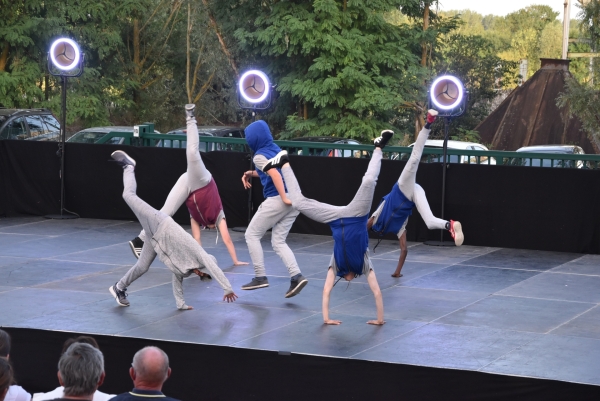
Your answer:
[133,18,141,107]
[201,0,239,77]
[0,42,9,71]
[186,2,193,103]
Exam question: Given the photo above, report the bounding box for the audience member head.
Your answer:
[130,346,171,391]
[58,343,105,399]
[61,336,100,354]
[0,358,13,401]
[0,330,10,359]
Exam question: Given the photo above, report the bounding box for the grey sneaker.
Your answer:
[109,283,130,306]
[285,275,308,298]
[263,150,290,172]
[185,103,195,119]
[110,150,136,168]
[241,276,269,290]
[374,130,394,149]
[128,236,143,259]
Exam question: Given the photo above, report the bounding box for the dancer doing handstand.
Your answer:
[262,131,395,325]
[127,104,247,267]
[108,150,238,310]
[368,109,464,278]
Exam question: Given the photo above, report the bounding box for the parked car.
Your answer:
[0,108,61,141]
[67,126,137,145]
[158,126,246,151]
[512,145,586,168]
[403,139,496,165]
[286,136,368,158]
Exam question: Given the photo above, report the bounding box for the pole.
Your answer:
[59,75,67,216]
[563,1,571,59]
[45,76,77,219]
[439,117,449,242]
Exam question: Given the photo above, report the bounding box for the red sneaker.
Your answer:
[426,109,438,124]
[449,220,464,246]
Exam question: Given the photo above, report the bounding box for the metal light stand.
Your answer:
[424,116,454,246]
[232,71,273,232]
[45,41,84,220]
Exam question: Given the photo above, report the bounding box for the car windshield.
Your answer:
[68,131,108,143]
[0,116,6,124]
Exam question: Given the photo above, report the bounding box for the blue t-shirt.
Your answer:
[329,215,369,277]
[371,184,415,236]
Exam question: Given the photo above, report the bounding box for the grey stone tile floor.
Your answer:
[0,217,599,386]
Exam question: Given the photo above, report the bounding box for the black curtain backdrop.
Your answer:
[1,141,600,253]
[4,327,600,401]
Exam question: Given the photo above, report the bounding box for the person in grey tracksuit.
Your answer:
[108,150,238,310]
[240,120,308,298]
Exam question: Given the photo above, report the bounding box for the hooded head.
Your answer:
[245,120,280,157]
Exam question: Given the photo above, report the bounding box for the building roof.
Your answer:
[475,59,600,154]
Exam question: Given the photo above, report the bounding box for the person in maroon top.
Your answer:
[126,104,248,267]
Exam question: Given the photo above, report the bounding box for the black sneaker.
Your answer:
[109,283,130,307]
[128,237,144,259]
[285,275,308,298]
[263,150,290,172]
[241,276,269,290]
[185,103,195,119]
[374,130,394,149]
[110,150,136,168]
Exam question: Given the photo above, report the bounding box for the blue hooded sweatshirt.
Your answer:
[245,120,286,198]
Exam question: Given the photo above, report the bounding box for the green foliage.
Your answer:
[557,76,600,141]
[234,0,425,142]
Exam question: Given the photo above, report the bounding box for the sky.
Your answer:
[437,0,575,17]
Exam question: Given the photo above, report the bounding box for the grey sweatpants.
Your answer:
[118,166,166,290]
[245,196,301,278]
[138,117,212,241]
[282,149,383,223]
[397,127,446,230]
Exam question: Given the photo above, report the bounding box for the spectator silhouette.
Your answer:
[110,346,179,401]
[0,330,31,401]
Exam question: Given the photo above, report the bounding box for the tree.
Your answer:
[234,0,426,142]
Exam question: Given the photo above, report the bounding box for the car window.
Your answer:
[68,131,108,143]
[25,115,47,139]
[42,115,61,136]
[0,117,27,140]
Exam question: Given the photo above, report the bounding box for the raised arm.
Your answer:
[366,270,385,325]
[218,218,248,266]
[322,267,341,325]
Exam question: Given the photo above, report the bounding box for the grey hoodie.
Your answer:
[151,217,233,309]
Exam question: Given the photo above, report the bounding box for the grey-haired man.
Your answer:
[48,343,105,401]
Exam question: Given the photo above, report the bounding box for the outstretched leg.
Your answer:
[185,104,212,190]
[110,151,168,306]
[280,148,383,224]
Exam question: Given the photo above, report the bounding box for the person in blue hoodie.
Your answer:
[260,130,395,325]
[240,120,308,298]
[368,110,464,278]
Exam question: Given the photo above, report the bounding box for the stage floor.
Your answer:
[1,216,600,386]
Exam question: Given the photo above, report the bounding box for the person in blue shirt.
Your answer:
[240,120,308,298]
[261,130,395,325]
[368,109,464,278]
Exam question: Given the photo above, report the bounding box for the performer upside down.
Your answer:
[108,150,238,310]
[128,104,247,267]
[368,109,464,278]
[261,130,395,325]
